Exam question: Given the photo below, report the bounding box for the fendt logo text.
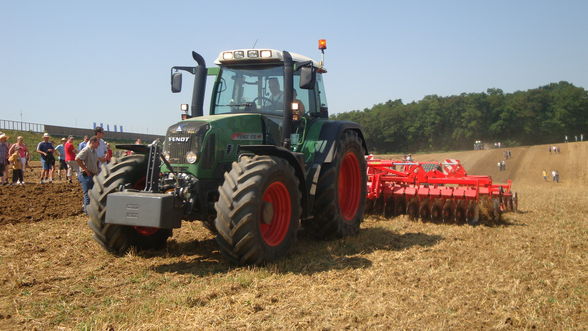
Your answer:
[168,136,190,142]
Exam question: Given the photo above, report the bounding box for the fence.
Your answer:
[1,119,163,142]
[0,119,44,133]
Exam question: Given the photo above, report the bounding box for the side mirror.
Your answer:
[171,72,182,93]
[299,66,316,90]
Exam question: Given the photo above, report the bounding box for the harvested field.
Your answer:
[0,142,587,329]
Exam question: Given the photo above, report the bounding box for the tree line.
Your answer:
[332,81,588,153]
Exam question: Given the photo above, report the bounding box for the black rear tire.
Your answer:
[309,130,367,239]
[214,155,301,265]
[87,155,172,255]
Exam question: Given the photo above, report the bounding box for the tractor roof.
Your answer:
[214,49,325,71]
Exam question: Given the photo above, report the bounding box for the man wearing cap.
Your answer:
[55,137,68,181]
[76,136,100,214]
[93,126,108,171]
[0,132,10,185]
[36,133,55,183]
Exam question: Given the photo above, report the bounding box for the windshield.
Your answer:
[213,66,285,115]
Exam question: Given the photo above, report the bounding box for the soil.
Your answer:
[0,142,586,329]
[0,163,83,225]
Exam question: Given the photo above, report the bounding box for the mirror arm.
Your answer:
[171,66,197,75]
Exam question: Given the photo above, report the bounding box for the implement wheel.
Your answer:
[87,155,172,255]
[215,155,301,265]
[311,130,367,239]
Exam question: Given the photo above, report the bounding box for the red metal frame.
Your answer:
[366,156,512,204]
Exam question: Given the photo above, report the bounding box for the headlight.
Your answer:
[186,151,198,164]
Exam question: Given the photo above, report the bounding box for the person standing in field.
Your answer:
[0,132,10,185]
[9,136,29,176]
[93,126,108,171]
[55,137,68,181]
[542,169,547,181]
[64,135,79,183]
[78,135,89,151]
[8,146,24,185]
[36,133,55,183]
[76,136,100,214]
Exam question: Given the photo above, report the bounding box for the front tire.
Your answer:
[87,155,172,255]
[214,155,301,265]
[309,130,367,239]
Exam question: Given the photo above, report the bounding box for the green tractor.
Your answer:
[88,43,368,265]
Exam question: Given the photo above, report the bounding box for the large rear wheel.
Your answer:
[214,155,301,265]
[87,155,172,255]
[310,130,367,239]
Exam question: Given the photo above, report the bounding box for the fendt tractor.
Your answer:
[88,40,369,265]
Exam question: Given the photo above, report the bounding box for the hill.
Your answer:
[380,140,588,186]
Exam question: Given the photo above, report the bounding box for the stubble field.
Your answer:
[0,142,586,330]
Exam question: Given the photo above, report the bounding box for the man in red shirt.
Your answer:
[64,136,79,183]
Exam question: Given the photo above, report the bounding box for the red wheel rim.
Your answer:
[338,152,361,221]
[259,181,291,246]
[134,226,159,236]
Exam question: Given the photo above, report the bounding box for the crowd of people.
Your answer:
[564,134,584,143]
[0,127,124,213]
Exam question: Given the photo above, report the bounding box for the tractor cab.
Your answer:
[210,49,327,119]
[170,48,329,154]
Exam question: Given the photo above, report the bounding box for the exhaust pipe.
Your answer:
[191,51,207,118]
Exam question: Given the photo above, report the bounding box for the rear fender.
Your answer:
[304,121,368,216]
[115,144,149,154]
[239,145,308,218]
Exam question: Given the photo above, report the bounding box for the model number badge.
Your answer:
[231,133,262,140]
[169,136,190,142]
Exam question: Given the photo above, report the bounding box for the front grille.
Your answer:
[163,121,209,164]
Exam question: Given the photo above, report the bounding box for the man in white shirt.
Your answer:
[93,126,108,171]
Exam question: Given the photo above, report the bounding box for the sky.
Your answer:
[1,0,587,135]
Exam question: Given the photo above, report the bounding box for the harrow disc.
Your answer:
[418,199,431,221]
[365,198,375,215]
[373,195,385,215]
[442,200,454,223]
[384,197,395,218]
[394,197,406,216]
[466,201,480,226]
[431,199,443,222]
[455,200,467,224]
[491,198,502,223]
[407,198,419,221]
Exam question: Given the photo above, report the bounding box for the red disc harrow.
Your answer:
[365,156,518,225]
